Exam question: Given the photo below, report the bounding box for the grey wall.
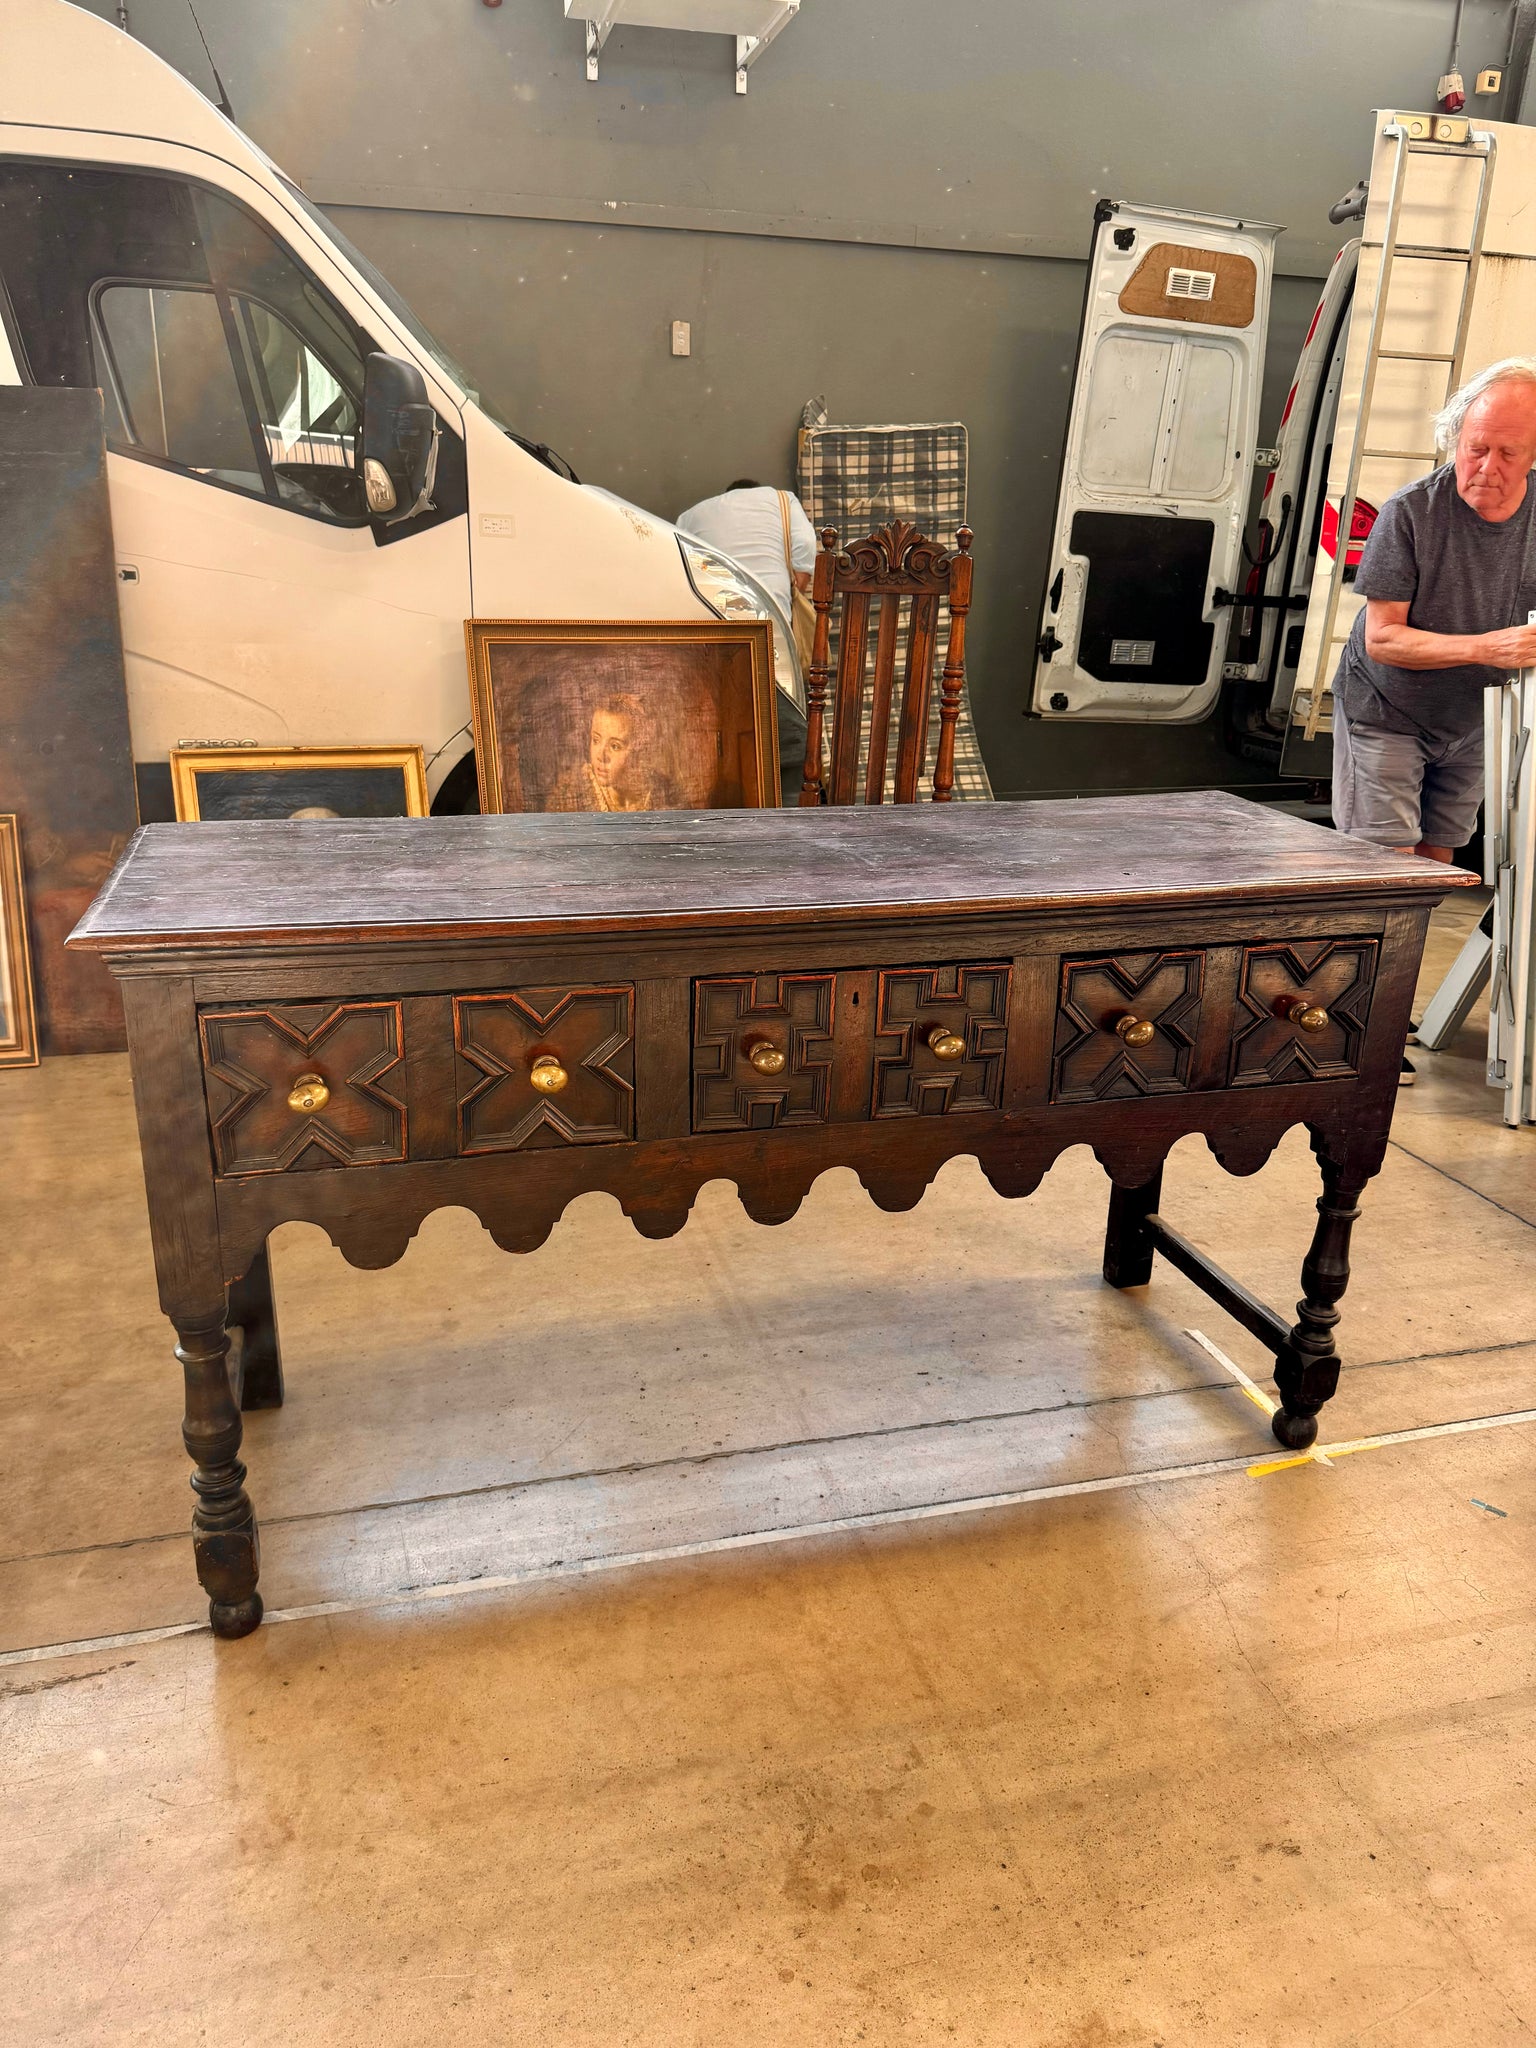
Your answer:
[82,0,1523,794]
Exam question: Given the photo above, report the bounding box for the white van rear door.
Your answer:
[1031,202,1280,724]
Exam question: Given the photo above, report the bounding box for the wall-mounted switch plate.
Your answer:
[1477,67,1503,94]
[671,320,692,357]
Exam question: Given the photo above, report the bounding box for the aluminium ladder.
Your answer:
[1299,119,1498,743]
[1486,663,1536,1124]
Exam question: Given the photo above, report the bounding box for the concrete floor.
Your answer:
[2,890,1534,2045]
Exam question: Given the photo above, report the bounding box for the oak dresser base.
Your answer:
[67,796,1470,1636]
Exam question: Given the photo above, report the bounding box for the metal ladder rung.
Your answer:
[1299,123,1497,744]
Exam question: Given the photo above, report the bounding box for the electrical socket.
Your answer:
[670,320,692,357]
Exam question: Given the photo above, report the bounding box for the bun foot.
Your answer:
[209,1592,264,1639]
[1271,1408,1319,1452]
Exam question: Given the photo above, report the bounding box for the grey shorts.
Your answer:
[1331,706,1483,849]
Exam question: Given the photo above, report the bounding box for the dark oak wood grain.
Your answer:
[70,799,1466,1636]
[67,792,1471,955]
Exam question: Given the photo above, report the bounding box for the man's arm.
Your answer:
[1364,598,1536,670]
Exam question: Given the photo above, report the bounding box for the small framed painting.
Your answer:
[169,746,430,822]
[465,619,779,814]
[0,816,39,1070]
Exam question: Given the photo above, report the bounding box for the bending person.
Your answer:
[1332,356,1536,863]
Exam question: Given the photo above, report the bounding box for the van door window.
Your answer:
[0,163,367,523]
[95,283,267,491]
[233,298,364,519]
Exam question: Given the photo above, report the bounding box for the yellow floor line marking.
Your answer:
[3,1409,1530,1672]
[1184,1325,1536,1479]
[1185,1328,1336,1469]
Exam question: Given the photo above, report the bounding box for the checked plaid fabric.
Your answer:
[797,420,991,803]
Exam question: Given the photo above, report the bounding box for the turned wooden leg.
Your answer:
[1270,1161,1366,1451]
[176,1311,263,1637]
[227,1243,284,1410]
[1103,1168,1162,1289]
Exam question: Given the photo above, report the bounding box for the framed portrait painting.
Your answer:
[465,620,780,815]
[169,746,430,822]
[0,816,39,1070]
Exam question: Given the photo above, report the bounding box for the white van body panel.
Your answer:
[1290,114,1536,744]
[1031,201,1279,725]
[0,1,715,800]
[107,447,474,765]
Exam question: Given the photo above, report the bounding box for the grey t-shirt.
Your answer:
[1336,463,1536,741]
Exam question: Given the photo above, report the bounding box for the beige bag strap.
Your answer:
[777,489,796,578]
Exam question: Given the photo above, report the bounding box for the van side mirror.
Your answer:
[362,353,439,523]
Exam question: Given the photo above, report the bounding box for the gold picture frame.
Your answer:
[0,815,40,1071]
[465,619,780,815]
[169,746,430,823]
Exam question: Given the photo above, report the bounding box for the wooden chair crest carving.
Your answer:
[799,518,975,806]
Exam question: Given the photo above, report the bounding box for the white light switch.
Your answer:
[671,320,692,357]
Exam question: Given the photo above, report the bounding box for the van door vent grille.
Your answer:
[1166,267,1217,302]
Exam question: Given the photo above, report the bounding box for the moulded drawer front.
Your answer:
[870,962,1010,1118]
[454,985,635,1153]
[200,1000,408,1177]
[1227,938,1379,1086]
[692,972,836,1132]
[1051,949,1206,1104]
[691,962,1012,1133]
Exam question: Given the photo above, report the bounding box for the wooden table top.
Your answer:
[68,792,1473,953]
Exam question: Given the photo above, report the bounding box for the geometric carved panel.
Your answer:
[455,985,634,1153]
[871,962,1010,1118]
[1051,950,1205,1104]
[692,973,835,1132]
[1227,938,1378,1088]
[199,1001,406,1176]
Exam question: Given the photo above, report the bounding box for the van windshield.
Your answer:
[274,171,578,480]
[274,172,511,428]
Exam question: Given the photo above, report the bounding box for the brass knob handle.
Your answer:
[1114,1015,1156,1048]
[529,1054,568,1094]
[287,1072,329,1115]
[926,1025,967,1062]
[1283,998,1329,1033]
[747,1038,787,1076]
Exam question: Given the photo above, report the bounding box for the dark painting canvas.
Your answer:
[468,623,778,816]
[0,388,136,1054]
[189,766,418,821]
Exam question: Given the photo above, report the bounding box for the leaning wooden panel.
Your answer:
[0,387,136,1054]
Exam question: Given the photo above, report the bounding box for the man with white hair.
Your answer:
[1333,356,1536,869]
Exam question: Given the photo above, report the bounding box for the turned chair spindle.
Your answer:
[799,519,975,807]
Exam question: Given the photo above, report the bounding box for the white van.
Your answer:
[0,0,802,817]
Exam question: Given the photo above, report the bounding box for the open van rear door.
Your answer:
[1031,201,1280,724]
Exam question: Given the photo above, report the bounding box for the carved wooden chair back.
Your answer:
[798,519,974,806]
